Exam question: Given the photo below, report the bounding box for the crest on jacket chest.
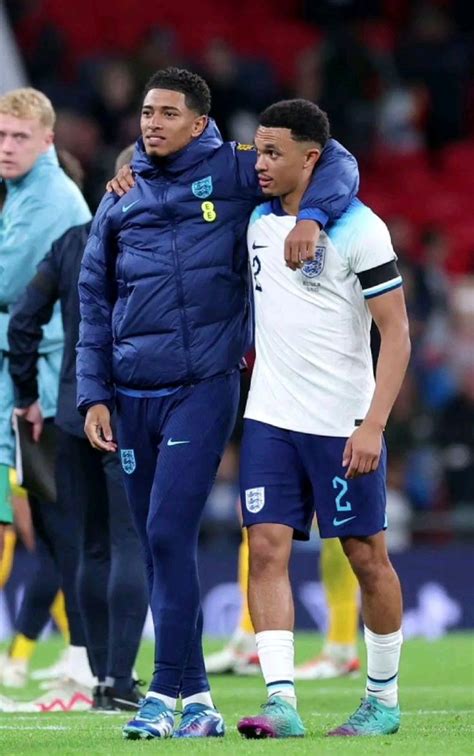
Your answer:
[191,175,213,199]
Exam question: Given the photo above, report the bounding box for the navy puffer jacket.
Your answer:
[77,120,359,411]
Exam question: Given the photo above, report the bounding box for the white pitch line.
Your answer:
[220,685,474,695]
[1,710,473,726]
[226,710,474,718]
[406,710,474,716]
[2,705,473,715]
[0,725,68,730]
[0,712,473,734]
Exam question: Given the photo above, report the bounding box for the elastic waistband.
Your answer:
[115,367,240,399]
[116,385,183,399]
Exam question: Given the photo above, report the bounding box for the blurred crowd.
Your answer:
[4,0,474,547]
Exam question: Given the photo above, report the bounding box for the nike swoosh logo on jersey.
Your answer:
[332,515,357,527]
[122,199,140,213]
[167,438,190,446]
[252,242,268,249]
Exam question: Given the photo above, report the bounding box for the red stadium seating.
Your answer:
[13,1,474,274]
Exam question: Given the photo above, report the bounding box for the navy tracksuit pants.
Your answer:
[116,370,240,698]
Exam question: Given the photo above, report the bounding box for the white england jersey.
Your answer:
[244,198,402,437]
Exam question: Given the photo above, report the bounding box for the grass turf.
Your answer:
[0,633,473,754]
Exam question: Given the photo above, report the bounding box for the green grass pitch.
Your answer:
[0,633,473,754]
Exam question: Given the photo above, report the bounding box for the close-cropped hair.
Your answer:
[144,67,211,115]
[0,87,56,129]
[259,99,330,147]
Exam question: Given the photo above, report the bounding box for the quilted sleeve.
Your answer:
[76,195,119,413]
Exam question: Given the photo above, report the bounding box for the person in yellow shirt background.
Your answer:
[0,470,69,685]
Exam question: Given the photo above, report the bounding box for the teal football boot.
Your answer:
[327,696,400,736]
[238,695,305,739]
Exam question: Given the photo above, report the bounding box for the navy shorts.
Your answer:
[240,419,387,540]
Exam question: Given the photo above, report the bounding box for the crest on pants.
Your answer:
[245,486,265,513]
[121,449,136,474]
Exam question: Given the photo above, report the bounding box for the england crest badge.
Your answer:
[302,245,326,278]
[121,449,136,474]
[191,175,213,199]
[245,486,265,513]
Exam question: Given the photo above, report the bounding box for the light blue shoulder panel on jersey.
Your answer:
[326,198,402,298]
[325,198,375,260]
[249,201,274,227]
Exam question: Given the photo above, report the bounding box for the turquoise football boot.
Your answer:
[327,696,400,736]
[238,695,305,739]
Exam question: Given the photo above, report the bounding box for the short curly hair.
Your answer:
[259,99,330,147]
[144,67,211,115]
[0,87,55,128]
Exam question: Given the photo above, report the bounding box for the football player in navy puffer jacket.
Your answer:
[77,68,359,740]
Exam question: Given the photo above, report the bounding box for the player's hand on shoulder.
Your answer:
[106,164,135,196]
[342,420,384,479]
[284,220,321,271]
[84,404,117,452]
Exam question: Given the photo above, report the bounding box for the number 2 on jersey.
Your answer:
[252,254,263,292]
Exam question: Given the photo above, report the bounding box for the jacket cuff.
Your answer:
[78,399,115,417]
[14,383,39,410]
[296,208,329,228]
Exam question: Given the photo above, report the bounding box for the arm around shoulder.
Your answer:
[298,138,360,226]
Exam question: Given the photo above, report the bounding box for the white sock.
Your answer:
[182,691,214,709]
[365,626,403,708]
[146,691,176,710]
[256,630,296,708]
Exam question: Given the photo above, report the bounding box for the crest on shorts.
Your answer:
[245,486,265,513]
[302,245,326,278]
[192,175,213,199]
[121,449,136,474]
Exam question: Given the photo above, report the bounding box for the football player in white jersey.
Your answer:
[237,100,410,739]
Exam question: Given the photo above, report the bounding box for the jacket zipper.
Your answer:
[171,224,193,381]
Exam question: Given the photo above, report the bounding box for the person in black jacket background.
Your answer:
[7,145,148,712]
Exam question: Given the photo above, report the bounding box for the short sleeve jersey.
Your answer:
[244,198,402,437]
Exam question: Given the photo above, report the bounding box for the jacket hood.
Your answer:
[132,118,223,177]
